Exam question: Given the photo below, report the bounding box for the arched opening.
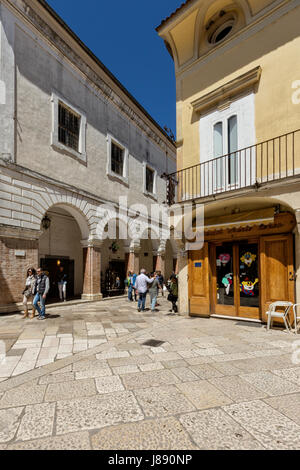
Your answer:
[39,204,89,301]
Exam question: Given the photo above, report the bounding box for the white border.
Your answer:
[106,133,129,185]
[51,91,87,163]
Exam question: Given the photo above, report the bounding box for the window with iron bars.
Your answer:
[146,166,154,193]
[111,142,124,176]
[58,102,80,152]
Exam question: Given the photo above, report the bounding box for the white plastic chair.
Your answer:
[293,304,300,334]
[266,301,293,332]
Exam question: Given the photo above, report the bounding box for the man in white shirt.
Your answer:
[134,269,154,312]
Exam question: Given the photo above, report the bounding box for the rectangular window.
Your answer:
[146,167,154,193]
[228,115,238,185]
[111,142,124,176]
[58,102,80,152]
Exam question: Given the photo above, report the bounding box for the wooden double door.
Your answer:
[189,234,295,321]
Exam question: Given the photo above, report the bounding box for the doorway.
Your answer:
[40,257,75,301]
[212,242,260,319]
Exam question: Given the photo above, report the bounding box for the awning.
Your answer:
[204,208,275,231]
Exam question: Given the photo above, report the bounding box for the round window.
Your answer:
[207,13,236,45]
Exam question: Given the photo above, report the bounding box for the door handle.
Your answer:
[289,272,297,282]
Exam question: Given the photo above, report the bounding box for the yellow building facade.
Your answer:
[158,0,300,323]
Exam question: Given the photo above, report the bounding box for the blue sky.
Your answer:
[46,0,180,137]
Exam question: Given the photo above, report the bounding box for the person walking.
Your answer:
[168,276,178,314]
[157,271,165,297]
[22,268,37,319]
[135,269,154,312]
[132,272,137,301]
[149,272,160,312]
[58,266,67,302]
[33,267,50,320]
[127,272,133,301]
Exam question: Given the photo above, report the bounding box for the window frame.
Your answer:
[143,162,157,199]
[51,92,87,163]
[106,134,129,185]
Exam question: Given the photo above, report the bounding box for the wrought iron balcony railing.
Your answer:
[165,129,300,205]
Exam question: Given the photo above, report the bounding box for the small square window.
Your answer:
[58,102,80,152]
[111,142,124,176]
[146,167,154,194]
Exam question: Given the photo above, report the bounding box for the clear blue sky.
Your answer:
[46,0,180,137]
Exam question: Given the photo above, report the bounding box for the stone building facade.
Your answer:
[0,0,177,311]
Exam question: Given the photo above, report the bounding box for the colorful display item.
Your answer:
[222,273,233,295]
[240,252,256,267]
[218,254,231,266]
[240,278,259,296]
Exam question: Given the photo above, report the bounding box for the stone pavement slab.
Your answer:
[1,296,300,450]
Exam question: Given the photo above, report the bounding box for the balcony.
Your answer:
[165,129,300,205]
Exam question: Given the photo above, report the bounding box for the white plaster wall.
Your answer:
[39,209,83,295]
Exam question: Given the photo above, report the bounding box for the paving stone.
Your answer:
[56,392,144,434]
[7,431,91,450]
[121,370,180,391]
[44,378,97,402]
[190,364,224,380]
[176,380,233,410]
[224,400,300,450]
[39,372,75,385]
[161,359,188,369]
[171,367,199,382]
[0,407,23,443]
[96,350,130,360]
[240,371,300,396]
[75,366,112,380]
[272,367,300,386]
[148,352,182,363]
[210,362,242,376]
[185,357,214,366]
[112,365,140,375]
[209,376,267,402]
[91,417,197,450]
[95,376,125,394]
[134,385,196,418]
[139,362,164,372]
[179,409,264,450]
[264,393,300,426]
[0,384,47,409]
[107,355,153,367]
[16,402,55,441]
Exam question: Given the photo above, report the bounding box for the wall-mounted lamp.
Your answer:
[41,215,51,230]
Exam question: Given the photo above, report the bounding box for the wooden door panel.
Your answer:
[261,234,295,323]
[189,243,210,317]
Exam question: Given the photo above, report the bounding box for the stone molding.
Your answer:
[0,224,42,240]
[191,66,262,114]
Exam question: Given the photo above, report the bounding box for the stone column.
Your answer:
[155,241,166,277]
[295,210,300,306]
[127,240,141,275]
[81,239,103,301]
[175,240,189,315]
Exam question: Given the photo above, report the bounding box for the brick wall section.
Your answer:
[0,237,38,305]
[82,246,101,297]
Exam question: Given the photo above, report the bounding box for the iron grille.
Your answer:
[58,102,80,152]
[111,142,124,176]
[146,167,154,193]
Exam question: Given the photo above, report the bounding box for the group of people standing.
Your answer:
[22,266,67,320]
[126,269,179,314]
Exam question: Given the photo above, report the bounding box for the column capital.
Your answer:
[81,238,103,249]
[130,239,141,254]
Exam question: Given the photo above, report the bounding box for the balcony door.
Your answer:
[213,115,238,191]
[200,93,256,196]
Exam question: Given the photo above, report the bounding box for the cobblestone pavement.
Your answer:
[0,296,300,450]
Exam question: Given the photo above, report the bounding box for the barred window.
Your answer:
[58,102,80,152]
[111,142,124,176]
[146,166,154,193]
